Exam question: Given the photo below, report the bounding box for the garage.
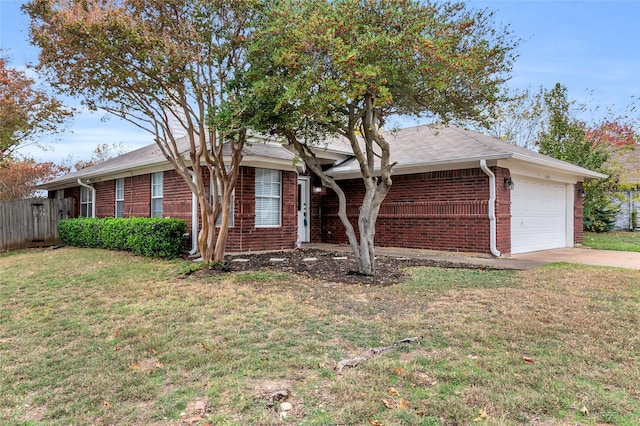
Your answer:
[510,175,572,254]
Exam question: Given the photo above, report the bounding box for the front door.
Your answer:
[297,177,310,243]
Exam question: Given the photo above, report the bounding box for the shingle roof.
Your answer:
[41,135,296,189]
[43,124,607,190]
[326,125,606,180]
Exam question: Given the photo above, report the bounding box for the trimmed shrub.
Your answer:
[58,217,188,258]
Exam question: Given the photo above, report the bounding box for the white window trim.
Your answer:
[151,172,163,218]
[80,186,93,218]
[115,178,124,218]
[255,168,282,228]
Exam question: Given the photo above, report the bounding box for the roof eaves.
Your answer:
[326,153,512,179]
[510,152,607,179]
[39,155,171,189]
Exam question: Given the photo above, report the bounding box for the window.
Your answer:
[115,178,124,218]
[211,178,235,227]
[151,172,163,218]
[255,168,281,227]
[80,186,93,217]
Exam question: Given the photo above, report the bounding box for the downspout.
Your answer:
[479,160,501,257]
[188,171,198,255]
[77,178,96,218]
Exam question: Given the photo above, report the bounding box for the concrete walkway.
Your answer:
[304,243,640,270]
[512,247,640,270]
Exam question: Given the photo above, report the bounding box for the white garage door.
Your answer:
[511,176,570,254]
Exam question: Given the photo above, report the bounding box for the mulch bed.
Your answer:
[201,248,488,285]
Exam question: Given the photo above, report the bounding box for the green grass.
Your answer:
[1,248,639,425]
[583,231,640,252]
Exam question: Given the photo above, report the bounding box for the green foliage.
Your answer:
[0,56,74,162]
[537,84,609,170]
[228,0,516,274]
[58,217,187,258]
[238,0,516,138]
[536,84,621,231]
[583,197,618,232]
[24,0,258,263]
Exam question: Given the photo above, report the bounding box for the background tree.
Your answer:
[0,55,73,163]
[239,0,516,274]
[71,142,128,170]
[466,87,545,149]
[586,121,639,147]
[0,159,68,201]
[476,85,639,151]
[25,0,259,263]
[536,83,627,232]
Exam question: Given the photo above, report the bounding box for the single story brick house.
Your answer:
[42,125,605,256]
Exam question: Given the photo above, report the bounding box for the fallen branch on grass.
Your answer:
[335,337,421,373]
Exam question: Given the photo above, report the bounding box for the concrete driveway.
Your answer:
[511,247,640,270]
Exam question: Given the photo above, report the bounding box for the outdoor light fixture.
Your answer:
[578,188,586,198]
[504,177,515,191]
[313,186,323,193]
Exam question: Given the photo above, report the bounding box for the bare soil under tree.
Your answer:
[207,248,498,285]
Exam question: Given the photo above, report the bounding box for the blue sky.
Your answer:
[1,0,639,163]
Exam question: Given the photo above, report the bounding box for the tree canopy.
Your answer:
[237,0,516,272]
[0,159,68,201]
[535,83,636,232]
[25,0,260,263]
[0,55,73,163]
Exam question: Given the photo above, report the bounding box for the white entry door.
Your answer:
[297,177,310,242]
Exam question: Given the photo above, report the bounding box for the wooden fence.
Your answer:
[0,198,75,252]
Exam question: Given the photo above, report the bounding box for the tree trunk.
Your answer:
[213,188,234,262]
[197,199,217,264]
[355,174,388,275]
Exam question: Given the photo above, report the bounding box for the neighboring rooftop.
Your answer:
[609,145,640,187]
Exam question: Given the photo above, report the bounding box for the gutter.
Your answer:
[188,171,199,255]
[479,160,501,257]
[77,178,96,218]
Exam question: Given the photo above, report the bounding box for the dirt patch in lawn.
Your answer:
[202,248,492,285]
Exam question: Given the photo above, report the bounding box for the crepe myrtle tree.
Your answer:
[237,0,517,274]
[25,0,261,264]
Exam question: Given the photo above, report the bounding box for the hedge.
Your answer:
[58,217,188,258]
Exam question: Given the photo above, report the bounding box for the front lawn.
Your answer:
[583,231,640,252]
[1,248,639,425]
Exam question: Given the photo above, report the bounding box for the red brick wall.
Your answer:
[95,180,115,218]
[224,168,298,252]
[309,174,325,243]
[124,174,151,217]
[163,170,192,223]
[312,167,512,254]
[494,168,512,254]
[66,167,297,253]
